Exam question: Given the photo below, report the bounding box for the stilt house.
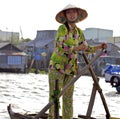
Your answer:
[0,43,27,73]
[25,30,57,71]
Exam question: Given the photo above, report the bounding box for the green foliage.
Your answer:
[29,68,48,74]
[9,33,19,45]
[21,38,31,42]
[29,68,35,73]
[51,89,60,108]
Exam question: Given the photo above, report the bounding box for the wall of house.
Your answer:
[107,37,120,47]
[0,55,27,73]
[0,30,19,42]
[83,28,113,42]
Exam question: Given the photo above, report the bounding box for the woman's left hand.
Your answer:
[101,43,107,49]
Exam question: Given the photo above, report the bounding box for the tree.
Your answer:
[21,38,31,42]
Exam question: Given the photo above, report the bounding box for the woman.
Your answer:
[48,4,107,119]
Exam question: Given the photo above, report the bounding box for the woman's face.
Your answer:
[65,9,78,22]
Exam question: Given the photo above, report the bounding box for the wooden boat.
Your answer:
[7,104,80,119]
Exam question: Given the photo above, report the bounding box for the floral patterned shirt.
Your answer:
[49,24,95,75]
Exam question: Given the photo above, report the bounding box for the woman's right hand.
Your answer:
[73,44,87,51]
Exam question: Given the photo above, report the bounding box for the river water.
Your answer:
[0,73,120,119]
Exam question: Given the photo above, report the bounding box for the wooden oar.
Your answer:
[110,117,120,119]
[82,53,110,119]
[34,50,104,119]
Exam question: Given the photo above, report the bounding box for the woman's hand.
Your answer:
[73,43,87,51]
[79,43,87,50]
[101,43,107,49]
[94,42,107,52]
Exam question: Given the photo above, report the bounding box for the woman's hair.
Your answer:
[64,22,70,32]
[63,10,70,32]
[64,9,79,32]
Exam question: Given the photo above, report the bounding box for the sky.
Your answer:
[0,0,120,39]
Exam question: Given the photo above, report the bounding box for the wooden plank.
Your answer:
[86,78,99,117]
[82,53,110,119]
[78,114,96,119]
[110,117,120,119]
[28,58,34,71]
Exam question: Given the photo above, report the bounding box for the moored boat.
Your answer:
[7,104,80,119]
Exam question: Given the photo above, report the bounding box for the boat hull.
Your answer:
[7,104,78,119]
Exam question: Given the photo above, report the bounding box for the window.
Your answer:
[8,56,22,65]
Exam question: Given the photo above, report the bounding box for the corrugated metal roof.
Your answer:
[0,42,10,48]
[0,52,26,56]
[0,44,22,52]
[0,43,27,56]
[35,30,57,40]
[25,39,54,48]
[25,30,56,48]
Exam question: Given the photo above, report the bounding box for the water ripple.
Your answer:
[0,73,120,119]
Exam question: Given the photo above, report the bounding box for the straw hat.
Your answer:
[55,4,88,24]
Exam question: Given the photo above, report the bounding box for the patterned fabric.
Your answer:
[49,24,94,76]
[48,24,95,119]
[48,70,74,119]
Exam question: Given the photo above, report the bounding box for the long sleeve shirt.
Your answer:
[49,24,95,75]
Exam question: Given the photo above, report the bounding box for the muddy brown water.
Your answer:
[0,73,120,119]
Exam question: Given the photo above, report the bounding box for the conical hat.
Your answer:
[55,4,88,24]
